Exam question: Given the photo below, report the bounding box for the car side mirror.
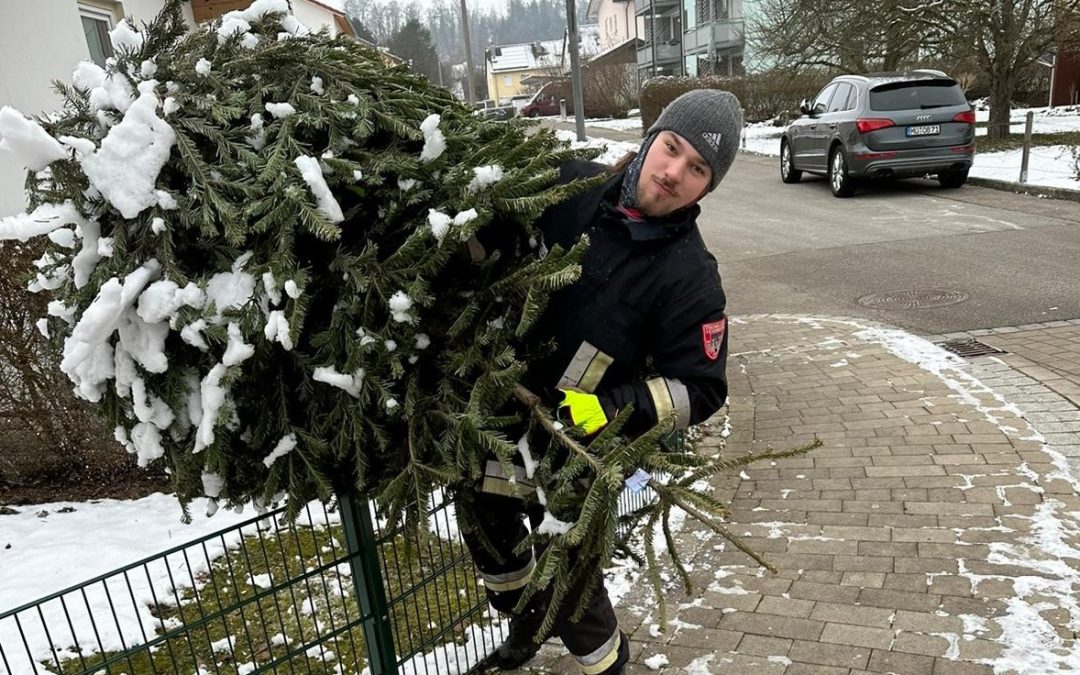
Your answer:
[799,99,811,116]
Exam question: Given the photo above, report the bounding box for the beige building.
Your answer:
[586,0,645,53]
[0,0,352,217]
[485,25,602,105]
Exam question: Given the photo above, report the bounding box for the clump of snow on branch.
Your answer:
[468,165,504,193]
[419,114,446,163]
[388,291,414,323]
[0,107,68,171]
[80,81,176,219]
[313,366,364,398]
[263,434,297,467]
[265,102,295,119]
[0,202,85,243]
[294,155,344,223]
[109,20,145,53]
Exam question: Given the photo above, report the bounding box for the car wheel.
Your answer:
[780,140,802,184]
[938,168,968,188]
[526,110,539,118]
[829,146,856,198]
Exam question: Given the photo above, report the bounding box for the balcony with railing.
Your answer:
[682,19,744,54]
[637,40,683,67]
[634,0,680,16]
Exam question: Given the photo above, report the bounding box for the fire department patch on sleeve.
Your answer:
[702,318,727,360]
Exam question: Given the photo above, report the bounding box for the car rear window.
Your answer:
[869,81,967,111]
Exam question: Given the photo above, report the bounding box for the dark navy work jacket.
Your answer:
[525,159,729,435]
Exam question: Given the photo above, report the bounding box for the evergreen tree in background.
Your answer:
[387,18,442,82]
[349,16,378,45]
[0,0,813,624]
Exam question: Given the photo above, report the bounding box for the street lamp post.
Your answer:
[565,0,587,140]
[459,0,477,104]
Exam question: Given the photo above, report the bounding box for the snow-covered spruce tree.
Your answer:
[0,0,815,627]
[1,0,592,516]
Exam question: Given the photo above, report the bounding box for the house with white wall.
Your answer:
[0,0,352,217]
[586,0,645,53]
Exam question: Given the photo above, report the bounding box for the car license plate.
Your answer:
[907,124,941,136]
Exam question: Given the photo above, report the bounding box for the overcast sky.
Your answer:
[382,0,514,15]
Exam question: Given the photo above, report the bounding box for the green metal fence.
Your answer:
[0,436,679,675]
[0,491,504,675]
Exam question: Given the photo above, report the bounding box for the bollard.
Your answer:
[1019,111,1034,183]
[560,98,567,121]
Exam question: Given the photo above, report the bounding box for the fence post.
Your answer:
[1019,111,1034,183]
[339,490,399,674]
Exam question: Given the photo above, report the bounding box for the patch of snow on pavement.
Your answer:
[773,315,1080,673]
[644,653,669,670]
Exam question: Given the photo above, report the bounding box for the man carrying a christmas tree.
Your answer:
[463,89,743,674]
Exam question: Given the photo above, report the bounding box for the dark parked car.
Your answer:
[520,81,574,117]
[780,70,975,197]
[473,105,516,121]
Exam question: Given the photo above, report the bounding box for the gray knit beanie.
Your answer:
[646,89,743,191]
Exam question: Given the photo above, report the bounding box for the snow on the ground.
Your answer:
[0,489,470,671]
[741,115,1080,191]
[974,104,1080,134]
[0,494,260,667]
[362,612,509,675]
[776,315,1080,673]
[0,493,255,613]
[555,129,639,166]
[583,117,643,133]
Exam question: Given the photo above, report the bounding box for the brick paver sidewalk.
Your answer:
[513,314,1080,674]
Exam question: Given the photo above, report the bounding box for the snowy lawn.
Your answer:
[582,117,643,133]
[0,494,491,675]
[742,105,1080,192]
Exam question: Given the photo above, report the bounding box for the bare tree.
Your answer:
[582,64,638,117]
[751,0,1080,140]
[748,0,926,73]
[902,0,1080,139]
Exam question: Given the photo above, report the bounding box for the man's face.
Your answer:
[635,131,712,217]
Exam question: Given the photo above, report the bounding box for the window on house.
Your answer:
[503,75,513,86]
[79,4,116,67]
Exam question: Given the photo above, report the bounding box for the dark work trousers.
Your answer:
[458,487,627,674]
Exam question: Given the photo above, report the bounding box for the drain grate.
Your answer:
[936,338,1007,358]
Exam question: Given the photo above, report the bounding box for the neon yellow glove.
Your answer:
[558,389,609,435]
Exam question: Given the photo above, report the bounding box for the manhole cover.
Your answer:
[936,339,1007,358]
[857,289,969,309]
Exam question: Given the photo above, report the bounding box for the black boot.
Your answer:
[491,607,545,670]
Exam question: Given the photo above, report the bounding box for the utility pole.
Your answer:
[459,0,476,104]
[565,0,587,140]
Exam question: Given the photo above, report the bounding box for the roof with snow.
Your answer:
[486,24,601,73]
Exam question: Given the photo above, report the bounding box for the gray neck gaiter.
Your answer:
[619,133,656,209]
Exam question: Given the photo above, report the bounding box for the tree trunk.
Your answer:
[986,75,1014,141]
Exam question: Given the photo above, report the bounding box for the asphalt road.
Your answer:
[698,152,1080,335]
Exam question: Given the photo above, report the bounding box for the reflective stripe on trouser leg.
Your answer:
[558,341,614,393]
[479,555,535,592]
[575,628,622,674]
[480,460,537,498]
[556,579,623,673]
[645,377,691,431]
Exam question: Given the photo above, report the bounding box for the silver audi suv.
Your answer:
[779,70,976,197]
